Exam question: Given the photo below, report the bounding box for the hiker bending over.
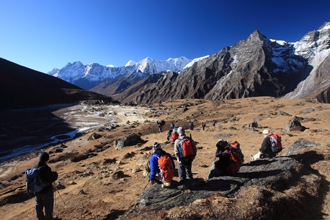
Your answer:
[251,129,278,161]
[34,152,58,220]
[174,127,197,184]
[157,120,165,133]
[149,142,175,188]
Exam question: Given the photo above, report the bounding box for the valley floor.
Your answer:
[0,97,330,219]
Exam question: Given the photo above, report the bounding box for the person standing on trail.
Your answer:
[34,152,58,220]
[174,127,197,183]
[170,122,175,129]
[202,122,206,131]
[213,120,216,127]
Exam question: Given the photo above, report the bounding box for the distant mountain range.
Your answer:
[48,56,208,91]
[47,21,330,104]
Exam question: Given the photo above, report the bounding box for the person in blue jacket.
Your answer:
[149,142,175,187]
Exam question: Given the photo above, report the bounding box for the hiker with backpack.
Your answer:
[169,127,179,143]
[157,120,165,133]
[27,152,58,220]
[174,127,197,183]
[207,139,242,180]
[250,129,283,161]
[149,142,175,188]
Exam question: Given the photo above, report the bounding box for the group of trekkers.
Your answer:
[27,119,282,220]
[149,120,283,188]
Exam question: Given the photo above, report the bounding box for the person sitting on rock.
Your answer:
[251,129,277,161]
[149,142,175,188]
[207,139,231,180]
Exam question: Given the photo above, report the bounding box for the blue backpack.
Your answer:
[25,167,49,193]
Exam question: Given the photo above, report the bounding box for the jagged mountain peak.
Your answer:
[248,29,268,42]
[125,60,136,67]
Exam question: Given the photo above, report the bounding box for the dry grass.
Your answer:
[0,97,329,219]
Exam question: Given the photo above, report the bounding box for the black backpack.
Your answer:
[25,166,49,193]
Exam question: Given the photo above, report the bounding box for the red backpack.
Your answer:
[270,134,283,153]
[158,154,174,182]
[226,151,242,175]
[230,141,244,163]
[170,131,179,143]
[179,137,194,158]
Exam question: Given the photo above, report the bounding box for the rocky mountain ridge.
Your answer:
[115,22,330,104]
[50,22,330,104]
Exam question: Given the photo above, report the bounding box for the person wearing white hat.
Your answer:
[251,129,277,161]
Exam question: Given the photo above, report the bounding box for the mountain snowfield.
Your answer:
[48,22,330,96]
[47,56,205,90]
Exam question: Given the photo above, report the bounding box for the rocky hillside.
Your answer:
[107,22,330,104]
[0,58,118,111]
[0,97,329,219]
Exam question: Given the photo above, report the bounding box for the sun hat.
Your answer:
[177,127,185,134]
[262,129,270,135]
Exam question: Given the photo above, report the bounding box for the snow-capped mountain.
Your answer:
[48,21,330,103]
[110,21,330,104]
[48,56,201,90]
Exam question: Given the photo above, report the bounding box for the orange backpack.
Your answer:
[158,154,174,182]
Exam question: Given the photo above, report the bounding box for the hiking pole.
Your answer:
[54,184,66,205]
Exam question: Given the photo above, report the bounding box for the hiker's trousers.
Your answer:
[178,159,193,181]
[35,188,54,220]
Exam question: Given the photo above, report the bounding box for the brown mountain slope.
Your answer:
[0,97,329,219]
[0,58,118,110]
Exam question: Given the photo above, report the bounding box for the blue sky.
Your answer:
[1,0,329,73]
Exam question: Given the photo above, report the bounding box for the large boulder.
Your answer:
[123,139,325,219]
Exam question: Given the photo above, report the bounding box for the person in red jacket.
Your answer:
[34,152,58,220]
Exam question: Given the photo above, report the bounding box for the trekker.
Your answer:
[169,128,179,143]
[170,122,175,129]
[157,120,165,133]
[207,139,231,180]
[34,152,58,220]
[202,122,206,131]
[251,129,277,160]
[174,127,197,183]
[149,142,175,188]
[207,139,242,180]
[213,120,216,127]
[188,122,194,130]
[166,129,172,142]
